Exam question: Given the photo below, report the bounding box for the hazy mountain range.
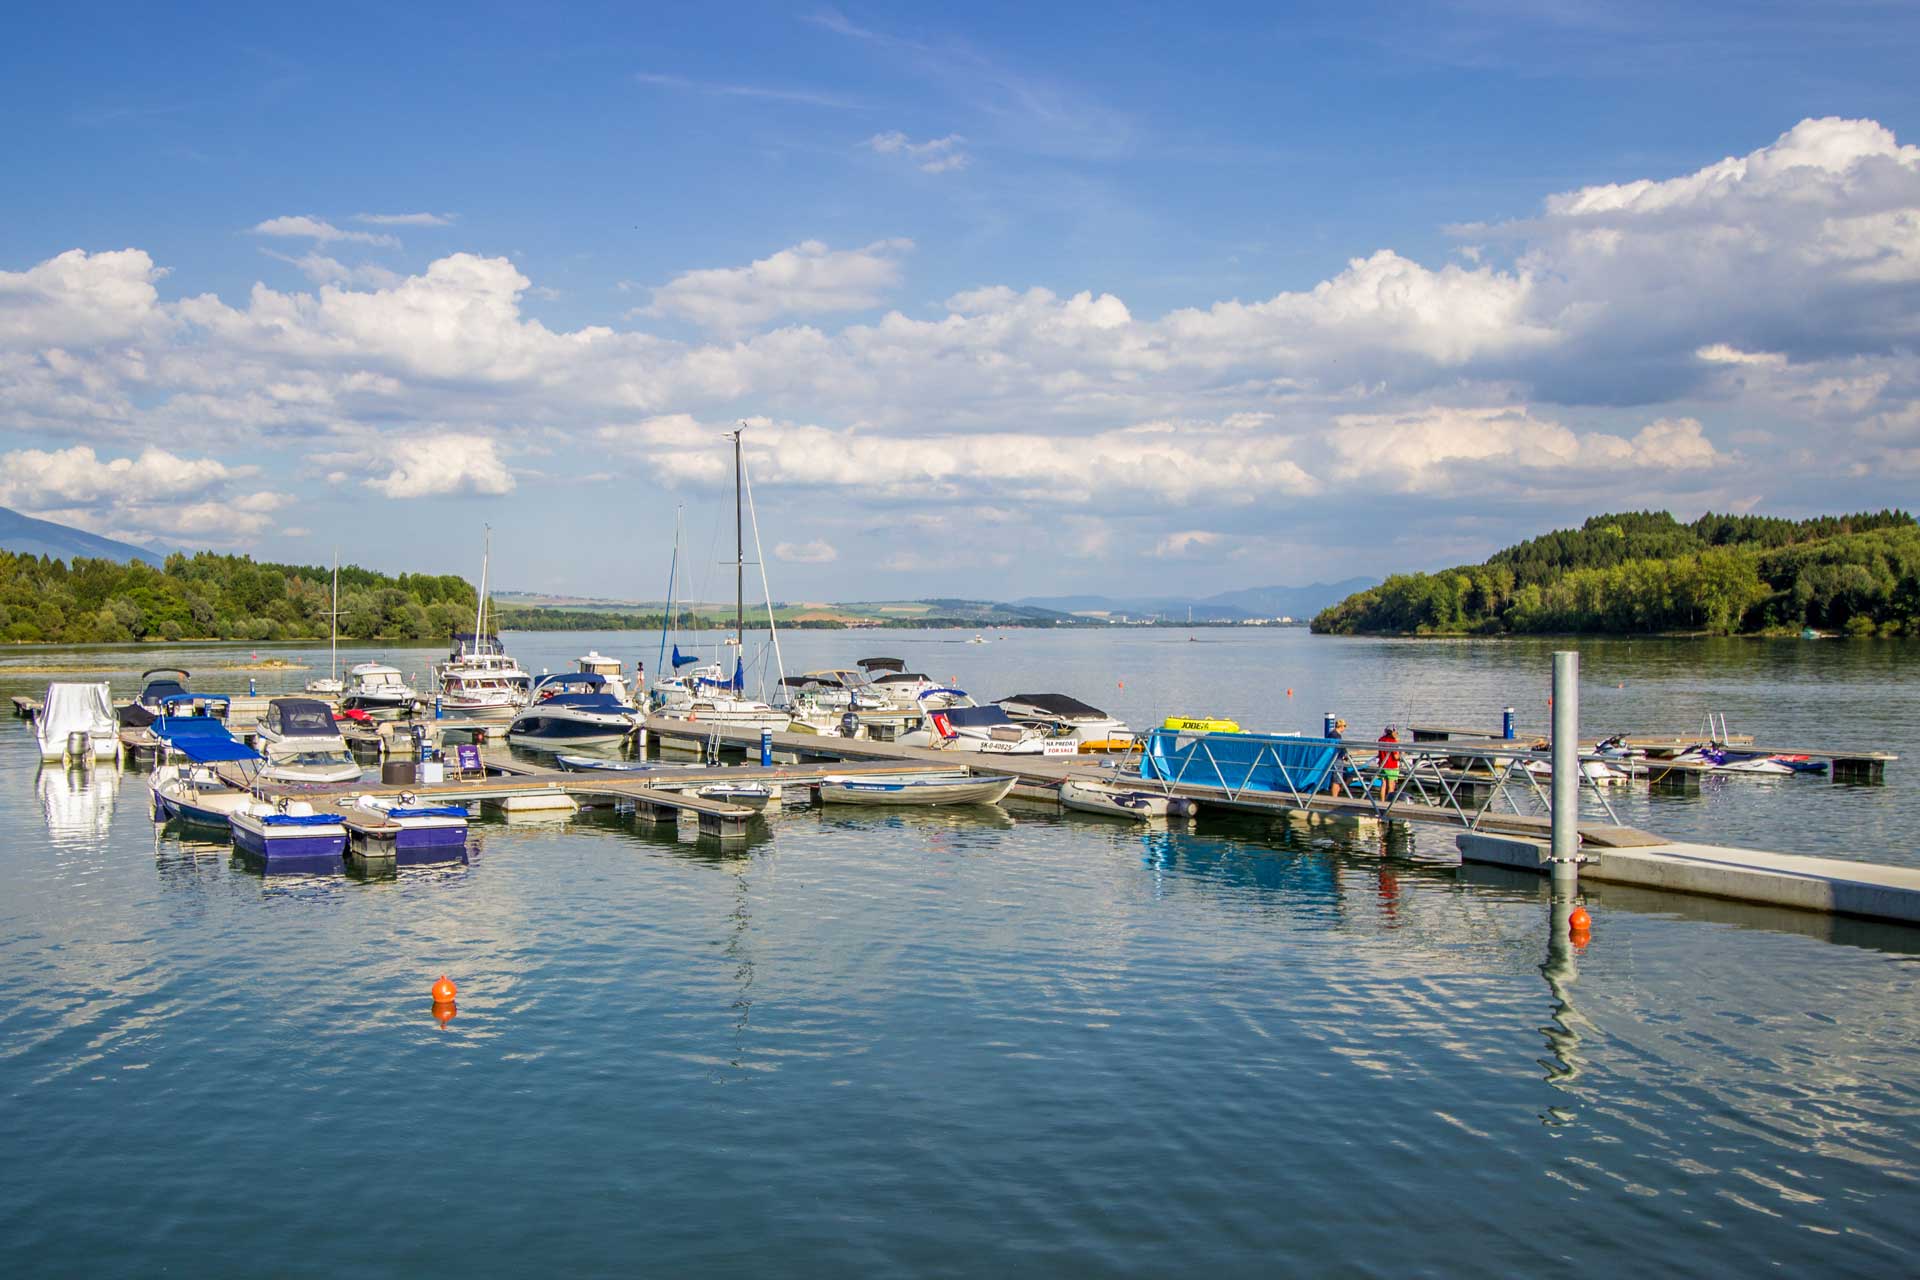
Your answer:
[0,506,164,567]
[1016,579,1379,621]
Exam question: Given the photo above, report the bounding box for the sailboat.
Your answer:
[304,549,345,696]
[432,526,533,719]
[651,428,791,732]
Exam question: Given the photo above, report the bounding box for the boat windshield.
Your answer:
[283,751,356,768]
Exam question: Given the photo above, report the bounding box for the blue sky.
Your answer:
[4,2,1920,598]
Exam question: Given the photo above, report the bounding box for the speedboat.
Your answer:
[896,692,1078,756]
[996,693,1132,751]
[342,662,420,715]
[122,667,217,725]
[229,801,347,870]
[1059,777,1197,820]
[255,697,361,784]
[149,706,265,828]
[818,772,1016,807]
[508,673,643,748]
[35,681,119,763]
[351,795,470,861]
[434,632,533,719]
[574,651,640,707]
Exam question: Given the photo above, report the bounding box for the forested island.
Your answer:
[1312,511,1920,637]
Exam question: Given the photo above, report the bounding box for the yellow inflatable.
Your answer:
[1161,715,1242,734]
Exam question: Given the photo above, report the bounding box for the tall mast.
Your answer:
[733,426,744,647]
[475,524,491,642]
[329,548,339,682]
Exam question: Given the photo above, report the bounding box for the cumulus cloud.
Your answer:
[646,239,913,333]
[252,215,399,248]
[263,250,403,289]
[0,248,166,348]
[364,434,515,498]
[1327,408,1725,493]
[774,538,839,563]
[0,444,285,542]
[866,131,971,173]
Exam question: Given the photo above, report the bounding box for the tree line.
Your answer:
[1312,511,1920,637]
[0,550,481,644]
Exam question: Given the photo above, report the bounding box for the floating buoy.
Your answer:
[431,974,457,1003]
[1568,906,1591,931]
[1286,688,1293,697]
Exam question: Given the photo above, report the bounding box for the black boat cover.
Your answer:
[857,657,906,672]
[998,693,1109,718]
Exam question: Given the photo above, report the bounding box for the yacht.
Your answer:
[433,526,532,719]
[342,662,420,715]
[254,697,361,784]
[857,659,963,708]
[895,691,1079,756]
[507,673,643,748]
[995,693,1133,750]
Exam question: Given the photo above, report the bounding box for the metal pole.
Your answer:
[1550,650,1580,890]
[733,428,744,647]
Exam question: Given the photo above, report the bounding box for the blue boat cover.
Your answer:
[671,645,700,668]
[153,716,262,763]
[533,692,630,711]
[257,813,343,827]
[1139,729,1340,794]
[533,672,607,691]
[387,806,470,819]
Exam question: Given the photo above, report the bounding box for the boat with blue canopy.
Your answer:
[147,697,264,828]
[508,673,643,747]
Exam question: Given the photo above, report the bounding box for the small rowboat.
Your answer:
[819,773,1015,807]
[554,755,657,773]
[697,781,775,808]
[1059,777,1198,821]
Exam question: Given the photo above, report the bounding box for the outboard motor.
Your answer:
[840,712,859,740]
[66,729,90,764]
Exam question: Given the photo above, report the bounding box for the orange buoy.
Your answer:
[1568,906,1591,931]
[1286,688,1293,697]
[431,974,457,1003]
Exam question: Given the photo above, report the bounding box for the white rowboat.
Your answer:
[1059,778,1198,821]
[818,773,1015,807]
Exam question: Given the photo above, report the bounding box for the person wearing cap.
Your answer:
[1326,718,1349,795]
[1377,725,1402,796]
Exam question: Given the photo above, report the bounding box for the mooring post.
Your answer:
[1550,650,1581,895]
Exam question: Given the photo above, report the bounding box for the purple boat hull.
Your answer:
[392,824,469,865]
[230,823,346,871]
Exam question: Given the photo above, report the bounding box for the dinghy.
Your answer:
[228,801,347,870]
[818,773,1016,807]
[696,781,775,808]
[1059,777,1198,821]
[554,754,658,773]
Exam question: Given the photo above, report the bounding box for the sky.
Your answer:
[3,0,1920,600]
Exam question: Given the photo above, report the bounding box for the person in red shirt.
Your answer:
[1377,725,1402,796]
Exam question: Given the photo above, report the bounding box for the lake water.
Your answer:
[3,630,1917,1275]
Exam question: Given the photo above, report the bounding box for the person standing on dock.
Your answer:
[1376,726,1401,798]
[1327,718,1349,796]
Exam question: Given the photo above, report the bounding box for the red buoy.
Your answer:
[1568,906,1592,932]
[432,974,457,1003]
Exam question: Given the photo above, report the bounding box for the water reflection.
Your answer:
[1538,898,1587,1101]
[35,765,119,848]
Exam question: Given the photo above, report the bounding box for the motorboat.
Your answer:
[122,668,218,725]
[35,681,119,763]
[779,670,889,734]
[305,549,345,696]
[1670,745,1828,776]
[151,762,258,828]
[695,781,775,808]
[554,754,659,773]
[996,693,1132,751]
[653,656,792,731]
[1059,777,1198,821]
[351,794,470,860]
[896,693,1079,756]
[228,801,347,870]
[508,673,643,748]
[857,658,954,708]
[1521,758,1635,786]
[574,651,641,707]
[342,662,420,715]
[818,772,1016,807]
[254,697,361,784]
[434,632,533,719]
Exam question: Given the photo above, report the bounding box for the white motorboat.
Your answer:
[778,670,889,733]
[35,681,120,763]
[508,673,643,748]
[254,697,361,784]
[342,662,420,715]
[1521,758,1634,786]
[996,693,1133,751]
[433,528,532,718]
[574,651,640,707]
[1059,777,1198,821]
[896,693,1078,756]
[818,772,1016,807]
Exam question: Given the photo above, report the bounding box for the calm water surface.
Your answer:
[2,631,1917,1275]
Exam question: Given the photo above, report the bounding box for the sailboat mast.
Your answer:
[475,524,491,642]
[733,427,744,645]
[329,548,339,682]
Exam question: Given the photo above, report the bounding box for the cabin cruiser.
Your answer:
[574,651,640,707]
[341,662,420,715]
[254,697,361,784]
[36,681,120,763]
[995,693,1133,751]
[433,632,532,719]
[895,692,1079,756]
[508,673,643,748]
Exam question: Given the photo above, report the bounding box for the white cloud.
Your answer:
[354,212,455,226]
[0,444,245,506]
[646,239,913,333]
[263,250,403,289]
[0,248,167,348]
[866,131,971,173]
[251,215,399,248]
[1326,408,1725,493]
[1152,530,1220,558]
[774,539,839,563]
[364,434,515,498]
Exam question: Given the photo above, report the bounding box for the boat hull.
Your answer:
[1060,778,1197,821]
[229,813,347,870]
[819,775,1016,807]
[507,709,639,748]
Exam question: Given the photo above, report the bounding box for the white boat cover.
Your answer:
[38,682,116,750]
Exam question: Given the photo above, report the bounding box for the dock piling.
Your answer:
[1551,652,1581,893]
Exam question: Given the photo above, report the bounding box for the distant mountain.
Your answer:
[0,506,164,567]
[1018,578,1378,621]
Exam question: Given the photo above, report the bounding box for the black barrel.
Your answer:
[381,759,417,786]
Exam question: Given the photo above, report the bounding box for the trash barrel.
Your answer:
[381,759,417,786]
